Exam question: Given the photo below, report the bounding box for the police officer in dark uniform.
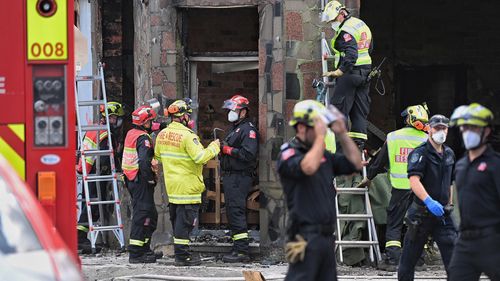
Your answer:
[277,100,362,281]
[398,115,457,281]
[321,1,373,147]
[448,103,500,280]
[220,94,259,263]
[357,104,429,271]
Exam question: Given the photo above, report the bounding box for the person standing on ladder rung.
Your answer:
[322,1,373,149]
[76,101,125,253]
[122,105,158,264]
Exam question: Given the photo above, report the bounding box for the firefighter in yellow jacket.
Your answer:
[155,99,220,266]
[122,105,158,264]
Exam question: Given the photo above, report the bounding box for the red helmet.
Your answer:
[222,94,249,111]
[132,105,157,126]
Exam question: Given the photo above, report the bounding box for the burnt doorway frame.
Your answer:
[187,55,259,132]
[180,7,261,246]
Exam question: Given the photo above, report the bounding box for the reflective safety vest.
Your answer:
[331,17,372,69]
[154,122,220,204]
[77,131,108,174]
[122,128,150,181]
[386,127,428,189]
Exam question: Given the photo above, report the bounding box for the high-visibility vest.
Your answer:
[122,128,150,181]
[154,122,220,204]
[77,131,108,174]
[386,127,428,189]
[325,129,336,153]
[331,17,372,69]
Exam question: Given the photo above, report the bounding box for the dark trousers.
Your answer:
[398,204,457,281]
[449,232,500,281]
[285,233,337,281]
[78,181,100,234]
[169,203,199,259]
[224,173,252,254]
[331,68,371,145]
[385,188,413,262]
[127,179,157,258]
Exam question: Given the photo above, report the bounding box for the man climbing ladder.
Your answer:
[322,0,373,148]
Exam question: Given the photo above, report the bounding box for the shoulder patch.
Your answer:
[193,138,200,145]
[144,139,151,148]
[343,33,352,42]
[249,130,257,139]
[409,152,421,164]
[281,148,295,161]
[477,162,487,172]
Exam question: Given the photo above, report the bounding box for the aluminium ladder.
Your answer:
[75,63,125,252]
[318,13,381,264]
[334,152,382,264]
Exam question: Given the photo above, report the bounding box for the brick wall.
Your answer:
[101,0,135,107]
[283,0,324,133]
[101,0,123,102]
[196,62,259,142]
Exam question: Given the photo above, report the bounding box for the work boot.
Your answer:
[415,256,427,271]
[174,255,201,266]
[378,258,398,272]
[77,230,92,254]
[146,249,164,259]
[222,251,250,263]
[129,253,157,264]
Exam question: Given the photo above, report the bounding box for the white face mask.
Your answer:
[431,130,447,145]
[462,130,482,150]
[331,21,341,31]
[228,110,239,122]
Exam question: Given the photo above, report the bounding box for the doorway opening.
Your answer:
[181,6,261,250]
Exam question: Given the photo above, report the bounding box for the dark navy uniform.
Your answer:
[221,118,259,254]
[331,28,373,145]
[449,146,500,281]
[277,137,358,281]
[126,133,158,258]
[398,141,457,281]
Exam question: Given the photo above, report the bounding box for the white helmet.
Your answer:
[321,1,345,23]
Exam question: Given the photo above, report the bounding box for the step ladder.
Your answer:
[334,152,382,264]
[318,21,381,264]
[75,63,125,252]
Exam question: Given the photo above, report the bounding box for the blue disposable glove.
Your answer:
[423,196,444,217]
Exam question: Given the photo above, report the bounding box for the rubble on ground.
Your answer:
[82,251,457,281]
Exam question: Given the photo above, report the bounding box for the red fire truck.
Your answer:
[0,0,76,258]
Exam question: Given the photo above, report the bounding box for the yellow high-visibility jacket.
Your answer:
[154,121,220,204]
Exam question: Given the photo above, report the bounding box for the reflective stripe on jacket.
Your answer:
[331,17,372,68]
[122,128,150,181]
[154,122,220,204]
[77,131,108,174]
[387,127,428,189]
